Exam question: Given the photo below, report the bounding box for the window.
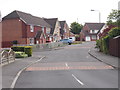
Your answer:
[90,30,95,33]
[46,28,50,34]
[95,30,99,33]
[91,35,96,39]
[30,25,34,32]
[29,38,34,45]
[42,27,44,33]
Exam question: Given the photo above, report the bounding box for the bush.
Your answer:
[108,27,120,38]
[96,27,120,54]
[11,46,32,57]
[15,52,28,58]
[72,41,82,44]
[102,36,109,54]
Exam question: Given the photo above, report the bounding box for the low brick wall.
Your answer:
[109,36,120,58]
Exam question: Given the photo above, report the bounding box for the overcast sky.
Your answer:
[0,0,119,26]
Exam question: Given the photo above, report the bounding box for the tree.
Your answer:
[107,9,120,26]
[70,22,83,34]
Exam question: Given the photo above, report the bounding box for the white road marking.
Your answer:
[65,62,69,69]
[10,56,45,88]
[65,62,68,67]
[72,74,84,85]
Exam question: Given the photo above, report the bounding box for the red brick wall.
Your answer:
[2,19,27,48]
[26,25,41,38]
[26,25,47,44]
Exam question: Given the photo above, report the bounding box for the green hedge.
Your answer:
[108,27,120,38]
[15,52,28,58]
[96,27,120,54]
[11,46,32,57]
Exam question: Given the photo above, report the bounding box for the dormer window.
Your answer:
[90,30,98,33]
[30,25,34,32]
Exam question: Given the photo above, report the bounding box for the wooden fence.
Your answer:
[109,36,120,58]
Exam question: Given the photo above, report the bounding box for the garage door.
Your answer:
[85,36,91,41]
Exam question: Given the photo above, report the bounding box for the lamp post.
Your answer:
[91,9,101,23]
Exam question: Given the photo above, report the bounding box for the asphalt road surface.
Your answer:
[14,42,118,88]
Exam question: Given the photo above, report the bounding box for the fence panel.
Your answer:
[109,36,120,57]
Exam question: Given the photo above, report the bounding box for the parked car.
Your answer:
[59,39,72,45]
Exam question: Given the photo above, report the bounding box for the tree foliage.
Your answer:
[70,22,83,34]
[107,9,120,26]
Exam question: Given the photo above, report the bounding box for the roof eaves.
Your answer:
[19,17,27,24]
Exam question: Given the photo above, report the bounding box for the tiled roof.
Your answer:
[85,23,105,30]
[59,21,66,35]
[3,10,51,28]
[44,18,58,34]
[35,30,43,38]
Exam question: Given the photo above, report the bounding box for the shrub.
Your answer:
[24,46,32,57]
[108,27,120,38]
[102,36,109,54]
[11,46,32,57]
[96,27,120,54]
[72,41,82,44]
[15,52,28,58]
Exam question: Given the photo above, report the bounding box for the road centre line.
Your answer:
[65,63,68,67]
[65,62,69,69]
[72,74,84,86]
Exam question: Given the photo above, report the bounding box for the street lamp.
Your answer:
[91,9,101,23]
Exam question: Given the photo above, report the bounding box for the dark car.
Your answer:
[59,39,72,45]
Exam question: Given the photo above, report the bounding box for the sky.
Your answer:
[0,0,119,26]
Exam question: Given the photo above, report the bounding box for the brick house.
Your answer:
[2,10,51,48]
[97,24,116,39]
[80,23,105,41]
[59,21,70,39]
[44,18,61,42]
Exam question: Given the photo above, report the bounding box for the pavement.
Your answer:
[88,44,119,69]
[2,54,44,88]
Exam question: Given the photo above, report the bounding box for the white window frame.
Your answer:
[91,35,96,39]
[29,38,34,45]
[46,27,50,34]
[64,29,67,32]
[94,30,99,33]
[42,27,44,33]
[30,25,34,32]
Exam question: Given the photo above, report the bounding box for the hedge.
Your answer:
[15,52,28,58]
[96,27,120,54]
[11,46,32,57]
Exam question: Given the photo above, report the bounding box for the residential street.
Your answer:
[12,42,118,88]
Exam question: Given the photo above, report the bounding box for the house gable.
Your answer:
[81,23,105,41]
